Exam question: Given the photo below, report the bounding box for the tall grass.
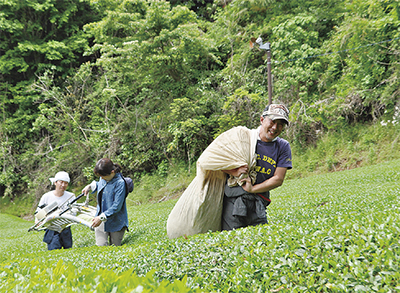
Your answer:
[1,159,399,292]
[287,122,400,179]
[129,160,195,204]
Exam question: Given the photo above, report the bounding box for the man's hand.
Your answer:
[223,165,249,177]
[82,185,91,196]
[240,176,254,192]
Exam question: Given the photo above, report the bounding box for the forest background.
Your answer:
[1,0,400,216]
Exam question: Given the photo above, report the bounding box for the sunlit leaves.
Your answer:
[2,160,400,291]
[0,260,201,292]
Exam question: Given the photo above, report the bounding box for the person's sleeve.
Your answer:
[277,140,292,169]
[84,181,98,204]
[90,180,98,193]
[37,194,47,210]
[103,181,126,218]
[99,212,107,222]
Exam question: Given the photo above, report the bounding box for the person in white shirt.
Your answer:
[37,171,75,250]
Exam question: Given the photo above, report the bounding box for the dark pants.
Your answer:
[221,196,268,231]
[43,227,73,250]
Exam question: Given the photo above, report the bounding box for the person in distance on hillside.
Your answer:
[37,171,76,250]
[82,158,128,246]
[221,104,292,230]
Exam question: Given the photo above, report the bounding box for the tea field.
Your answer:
[1,159,400,292]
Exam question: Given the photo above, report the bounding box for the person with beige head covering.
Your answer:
[37,171,75,250]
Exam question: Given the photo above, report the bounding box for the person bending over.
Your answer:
[221,104,292,230]
[82,158,128,246]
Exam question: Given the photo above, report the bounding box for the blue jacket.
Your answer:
[93,173,128,232]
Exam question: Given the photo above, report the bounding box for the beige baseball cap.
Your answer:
[262,104,289,125]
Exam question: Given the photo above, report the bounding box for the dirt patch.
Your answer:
[22,214,34,221]
[153,185,186,203]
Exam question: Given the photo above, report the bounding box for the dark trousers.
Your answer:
[43,227,73,250]
[221,196,268,231]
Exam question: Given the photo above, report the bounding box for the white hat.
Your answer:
[49,171,70,184]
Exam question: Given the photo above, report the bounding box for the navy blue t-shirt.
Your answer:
[255,137,292,185]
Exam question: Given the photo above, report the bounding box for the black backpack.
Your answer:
[122,176,134,198]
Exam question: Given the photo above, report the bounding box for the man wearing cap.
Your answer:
[36,171,76,250]
[166,103,292,238]
[221,104,292,230]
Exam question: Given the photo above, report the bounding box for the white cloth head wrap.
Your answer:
[49,171,70,184]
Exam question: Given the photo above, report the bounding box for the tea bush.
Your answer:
[1,160,400,292]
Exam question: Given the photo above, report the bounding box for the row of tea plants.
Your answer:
[1,159,399,292]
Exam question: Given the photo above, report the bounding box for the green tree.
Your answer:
[216,88,264,135]
[0,0,97,82]
[0,0,100,198]
[321,0,400,125]
[80,0,221,174]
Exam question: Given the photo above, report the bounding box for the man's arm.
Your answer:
[240,167,287,194]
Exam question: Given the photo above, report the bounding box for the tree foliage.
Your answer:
[0,0,100,198]
[1,0,400,200]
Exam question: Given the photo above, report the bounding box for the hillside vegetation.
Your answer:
[1,119,399,218]
[1,159,399,292]
[1,0,399,208]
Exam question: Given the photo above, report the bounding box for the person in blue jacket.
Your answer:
[82,158,128,246]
